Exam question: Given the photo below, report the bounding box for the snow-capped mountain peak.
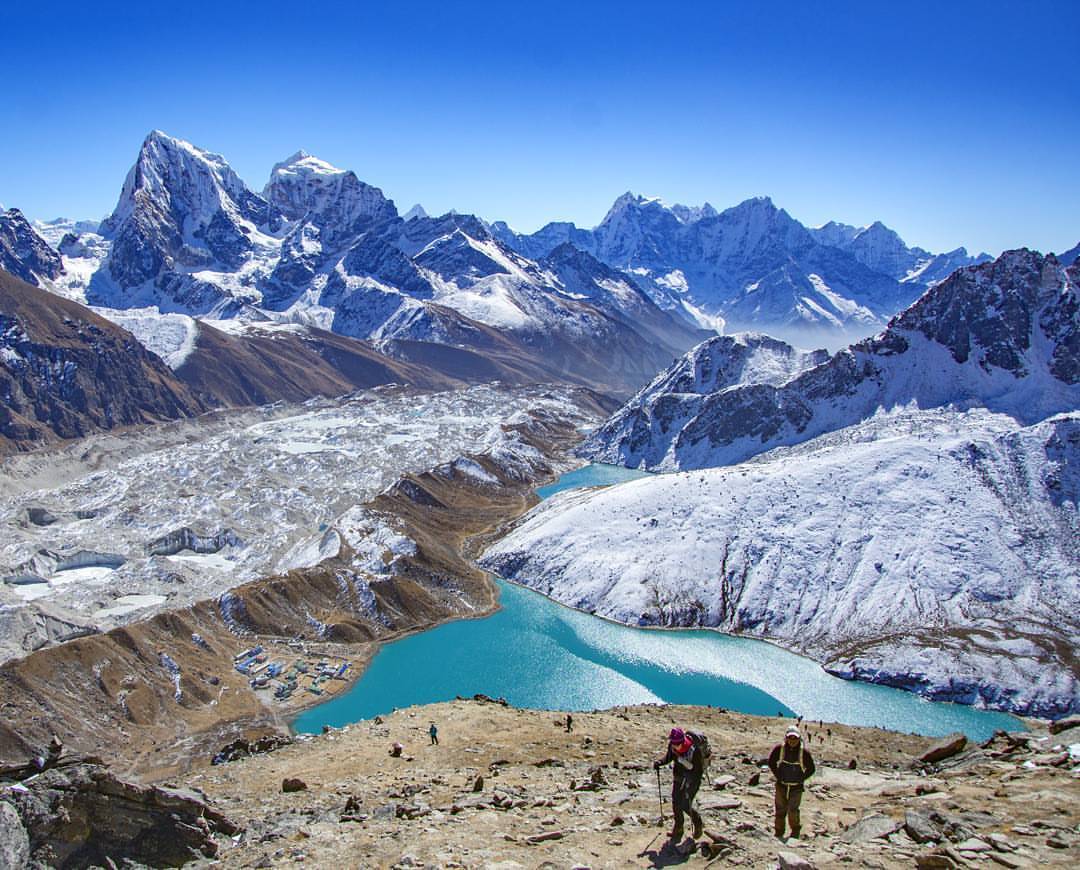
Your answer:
[263,150,396,231]
[98,130,282,299]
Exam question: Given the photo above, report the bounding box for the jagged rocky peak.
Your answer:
[669,202,718,224]
[402,203,428,222]
[263,150,397,233]
[709,195,809,247]
[881,247,1079,384]
[1059,240,1080,266]
[100,130,281,289]
[0,208,65,285]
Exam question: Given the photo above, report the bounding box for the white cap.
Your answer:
[785,727,801,739]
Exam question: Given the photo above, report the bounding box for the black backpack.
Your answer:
[687,731,713,774]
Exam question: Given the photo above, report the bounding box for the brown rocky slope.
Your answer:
[0,268,205,452]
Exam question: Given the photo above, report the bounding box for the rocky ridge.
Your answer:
[7,700,1073,869]
[0,209,65,286]
[584,249,1079,470]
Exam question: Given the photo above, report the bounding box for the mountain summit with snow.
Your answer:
[495,193,989,348]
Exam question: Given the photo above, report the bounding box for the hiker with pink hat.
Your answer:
[653,727,706,843]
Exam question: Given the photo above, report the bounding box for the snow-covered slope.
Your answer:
[585,250,1080,470]
[482,408,1079,717]
[483,248,1080,716]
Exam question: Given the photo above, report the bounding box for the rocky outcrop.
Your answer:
[3,761,236,867]
[0,209,64,286]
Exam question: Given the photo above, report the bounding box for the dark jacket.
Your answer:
[657,741,704,786]
[768,741,815,786]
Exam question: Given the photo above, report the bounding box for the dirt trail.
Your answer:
[184,700,1080,869]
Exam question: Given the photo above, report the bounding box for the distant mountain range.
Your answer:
[51,131,707,395]
[586,248,1080,469]
[2,129,1076,450]
[494,193,992,347]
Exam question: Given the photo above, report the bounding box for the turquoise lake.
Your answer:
[294,464,1020,740]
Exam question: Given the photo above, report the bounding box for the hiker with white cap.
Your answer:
[768,726,816,839]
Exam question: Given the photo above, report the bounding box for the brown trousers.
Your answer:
[774,783,803,837]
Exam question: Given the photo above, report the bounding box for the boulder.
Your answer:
[905,809,941,844]
[915,853,958,869]
[777,851,816,869]
[4,762,235,868]
[986,833,1017,852]
[712,775,735,789]
[0,800,30,870]
[919,734,967,765]
[701,796,742,811]
[841,812,903,843]
[282,778,308,793]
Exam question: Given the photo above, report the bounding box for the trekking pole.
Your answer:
[656,767,664,823]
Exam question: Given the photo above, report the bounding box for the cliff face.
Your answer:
[0,269,205,452]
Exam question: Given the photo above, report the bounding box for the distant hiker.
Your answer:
[566,713,573,733]
[32,735,64,771]
[389,742,404,758]
[429,722,438,745]
[654,727,705,841]
[768,726,816,839]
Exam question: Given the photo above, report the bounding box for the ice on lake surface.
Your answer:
[295,465,1021,740]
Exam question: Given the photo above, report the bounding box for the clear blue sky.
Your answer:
[2,0,1077,256]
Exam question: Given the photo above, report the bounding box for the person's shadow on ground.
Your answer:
[640,837,696,868]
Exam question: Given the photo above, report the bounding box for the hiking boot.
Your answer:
[790,826,801,839]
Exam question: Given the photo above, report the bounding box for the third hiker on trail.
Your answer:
[654,727,705,842]
[769,726,816,839]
